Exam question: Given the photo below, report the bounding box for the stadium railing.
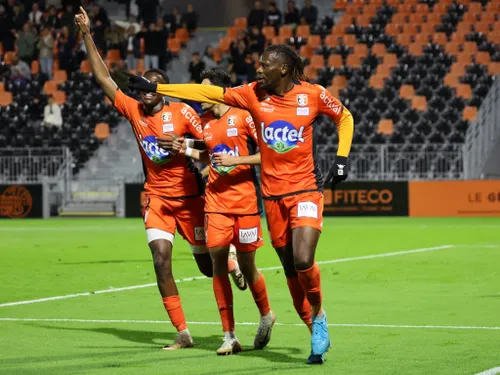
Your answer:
[464,78,500,179]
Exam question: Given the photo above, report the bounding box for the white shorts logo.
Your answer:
[239,227,258,244]
[194,226,205,241]
[297,201,318,219]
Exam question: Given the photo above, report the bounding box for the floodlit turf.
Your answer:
[0,217,499,375]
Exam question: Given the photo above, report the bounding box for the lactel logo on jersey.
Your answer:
[139,135,171,165]
[211,144,239,175]
[261,120,305,154]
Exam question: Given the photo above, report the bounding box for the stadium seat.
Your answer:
[0,91,13,106]
[53,70,68,83]
[456,84,473,99]
[296,25,311,39]
[307,35,321,50]
[3,51,15,65]
[226,27,239,39]
[106,49,121,62]
[463,106,477,121]
[95,122,110,140]
[310,55,325,70]
[279,26,293,39]
[327,54,343,69]
[80,60,92,74]
[168,38,181,54]
[31,60,40,75]
[234,17,247,30]
[304,65,318,80]
[378,119,394,135]
[412,96,428,111]
[53,90,66,105]
[175,29,189,43]
[399,85,415,100]
[43,81,59,95]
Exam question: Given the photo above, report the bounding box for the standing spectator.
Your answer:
[163,7,181,34]
[155,18,169,70]
[38,26,54,79]
[181,4,198,35]
[12,3,28,31]
[44,94,63,128]
[104,22,125,53]
[202,46,218,70]
[92,5,110,28]
[0,8,16,52]
[91,19,107,56]
[43,5,61,30]
[28,2,44,30]
[125,25,141,70]
[188,52,205,83]
[16,23,38,65]
[57,25,76,75]
[301,0,318,26]
[138,0,158,26]
[230,40,248,83]
[247,26,265,54]
[266,1,282,30]
[60,3,76,35]
[10,54,31,81]
[284,0,300,25]
[247,0,265,28]
[137,23,164,70]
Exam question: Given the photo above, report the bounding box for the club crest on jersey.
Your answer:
[297,94,308,107]
[261,120,305,154]
[227,115,237,126]
[162,112,172,122]
[139,135,171,165]
[211,144,240,175]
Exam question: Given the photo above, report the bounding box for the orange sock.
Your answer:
[297,263,322,307]
[213,275,234,332]
[162,295,187,332]
[248,273,271,316]
[286,276,312,326]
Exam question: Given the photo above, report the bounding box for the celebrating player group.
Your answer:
[76,5,353,365]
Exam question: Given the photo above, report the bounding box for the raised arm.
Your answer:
[75,6,117,102]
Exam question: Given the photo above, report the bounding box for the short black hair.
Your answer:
[144,68,169,84]
[200,68,232,88]
[192,52,200,56]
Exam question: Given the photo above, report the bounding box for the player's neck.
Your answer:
[143,102,163,116]
[270,79,295,97]
[213,104,231,119]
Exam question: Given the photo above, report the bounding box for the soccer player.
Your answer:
[171,68,275,355]
[74,7,246,350]
[126,44,354,364]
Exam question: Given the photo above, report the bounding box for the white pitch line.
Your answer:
[0,318,499,331]
[0,245,454,308]
[474,367,500,375]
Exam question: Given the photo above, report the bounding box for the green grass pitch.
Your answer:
[0,217,499,375]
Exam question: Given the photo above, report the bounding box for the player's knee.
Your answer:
[293,255,314,271]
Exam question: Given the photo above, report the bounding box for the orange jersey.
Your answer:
[113,89,204,198]
[223,81,344,198]
[203,107,261,215]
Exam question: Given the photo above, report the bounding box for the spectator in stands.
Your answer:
[43,5,61,30]
[38,26,54,79]
[163,7,182,34]
[28,2,43,30]
[188,52,205,83]
[0,7,16,52]
[125,25,141,70]
[230,71,241,87]
[246,52,259,83]
[15,23,38,65]
[10,54,31,81]
[44,94,63,128]
[301,0,318,26]
[92,5,110,28]
[155,17,169,71]
[247,0,265,28]
[202,46,218,70]
[181,4,198,35]
[104,22,126,54]
[138,0,159,26]
[92,19,108,56]
[230,39,249,83]
[266,1,282,30]
[247,26,265,54]
[137,23,164,70]
[12,3,28,31]
[60,3,76,35]
[284,0,300,26]
[57,25,76,75]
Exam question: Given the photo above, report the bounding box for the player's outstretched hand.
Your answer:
[75,6,91,34]
[125,72,157,92]
[324,155,348,187]
[158,135,183,154]
[212,153,237,167]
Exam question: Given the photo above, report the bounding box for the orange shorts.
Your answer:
[205,213,263,252]
[263,191,324,249]
[143,195,205,246]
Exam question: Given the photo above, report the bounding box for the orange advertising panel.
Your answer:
[409,180,500,217]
